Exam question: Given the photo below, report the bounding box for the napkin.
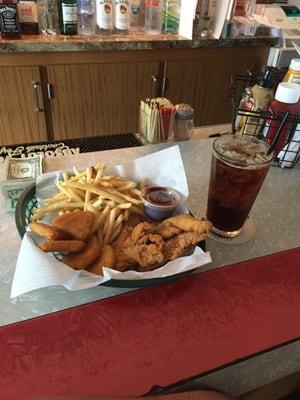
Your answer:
[11,146,211,298]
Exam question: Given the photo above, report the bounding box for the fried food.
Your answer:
[31,164,145,245]
[155,214,213,235]
[86,244,115,276]
[30,222,70,241]
[63,236,101,270]
[112,216,212,272]
[53,210,95,241]
[38,240,86,253]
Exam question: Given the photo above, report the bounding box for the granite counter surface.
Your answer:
[0,32,279,53]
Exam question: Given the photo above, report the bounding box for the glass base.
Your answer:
[211,225,242,238]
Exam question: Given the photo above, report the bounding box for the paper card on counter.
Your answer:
[179,0,197,39]
[11,146,212,298]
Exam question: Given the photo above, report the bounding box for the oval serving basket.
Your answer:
[15,183,206,288]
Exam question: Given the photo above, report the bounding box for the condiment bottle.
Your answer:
[96,0,113,34]
[57,0,78,35]
[265,82,300,155]
[114,0,130,34]
[17,0,39,34]
[244,67,275,136]
[252,67,274,112]
[0,0,21,39]
[235,86,255,134]
[282,58,300,84]
[173,103,194,141]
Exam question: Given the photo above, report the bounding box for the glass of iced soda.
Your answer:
[206,134,273,238]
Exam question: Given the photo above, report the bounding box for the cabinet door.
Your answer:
[164,48,269,126]
[0,66,47,145]
[47,62,160,140]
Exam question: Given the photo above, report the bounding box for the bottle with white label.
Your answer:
[96,0,113,33]
[58,0,77,35]
[114,0,130,34]
[17,0,39,34]
[78,0,96,35]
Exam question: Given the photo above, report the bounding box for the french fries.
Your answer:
[31,164,146,247]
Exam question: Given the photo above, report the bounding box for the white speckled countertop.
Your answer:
[1,138,299,327]
[1,138,299,396]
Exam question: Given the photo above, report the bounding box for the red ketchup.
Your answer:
[144,187,178,206]
[142,186,180,221]
[265,82,300,155]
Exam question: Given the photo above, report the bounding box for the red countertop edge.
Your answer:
[1,246,300,400]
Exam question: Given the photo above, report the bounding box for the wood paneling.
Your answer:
[0,66,47,145]
[47,62,160,139]
[164,47,270,126]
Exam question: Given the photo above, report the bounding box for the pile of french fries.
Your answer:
[31,163,147,247]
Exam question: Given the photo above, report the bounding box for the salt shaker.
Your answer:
[173,103,194,141]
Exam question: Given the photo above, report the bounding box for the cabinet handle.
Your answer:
[31,80,43,112]
[151,75,158,98]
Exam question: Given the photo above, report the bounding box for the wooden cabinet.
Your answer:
[164,47,270,126]
[47,62,160,140]
[0,46,271,145]
[0,66,47,145]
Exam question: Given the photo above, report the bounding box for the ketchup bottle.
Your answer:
[265,82,300,155]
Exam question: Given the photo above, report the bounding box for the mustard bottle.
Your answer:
[283,59,300,84]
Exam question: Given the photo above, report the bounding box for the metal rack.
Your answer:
[229,73,300,168]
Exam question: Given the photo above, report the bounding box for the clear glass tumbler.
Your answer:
[206,134,273,238]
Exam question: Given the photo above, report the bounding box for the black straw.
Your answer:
[267,112,290,156]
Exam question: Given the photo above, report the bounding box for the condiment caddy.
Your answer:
[231,63,300,168]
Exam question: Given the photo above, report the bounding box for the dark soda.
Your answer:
[206,135,273,237]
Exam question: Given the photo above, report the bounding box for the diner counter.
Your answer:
[1,138,299,397]
[1,138,300,324]
[0,32,279,53]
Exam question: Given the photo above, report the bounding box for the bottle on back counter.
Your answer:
[78,0,96,35]
[162,0,181,34]
[283,58,300,84]
[0,0,21,39]
[57,0,77,35]
[96,0,113,33]
[130,0,141,29]
[114,0,130,34]
[144,0,162,35]
[17,0,39,34]
[38,0,58,34]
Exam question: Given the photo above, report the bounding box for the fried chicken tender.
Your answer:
[38,240,85,253]
[63,236,101,270]
[30,222,70,241]
[112,215,212,272]
[163,231,206,261]
[53,210,95,241]
[112,223,164,271]
[156,214,212,235]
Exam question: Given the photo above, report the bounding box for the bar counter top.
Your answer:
[0,32,279,53]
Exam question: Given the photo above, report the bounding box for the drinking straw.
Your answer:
[267,112,290,156]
